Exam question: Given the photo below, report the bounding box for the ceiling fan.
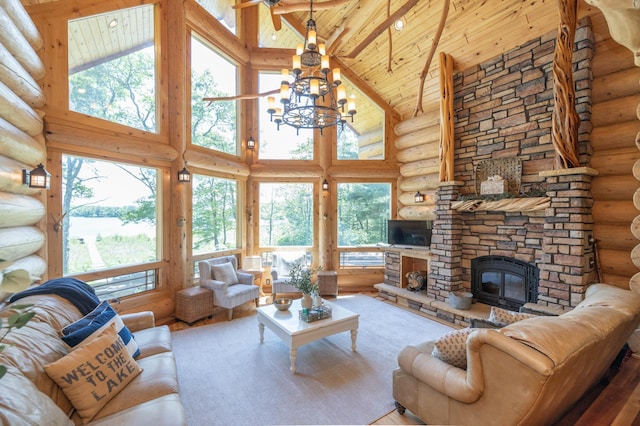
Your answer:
[232,0,352,31]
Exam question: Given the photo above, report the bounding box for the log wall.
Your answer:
[0,0,47,301]
[590,13,640,289]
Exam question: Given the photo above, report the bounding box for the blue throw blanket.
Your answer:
[10,277,100,315]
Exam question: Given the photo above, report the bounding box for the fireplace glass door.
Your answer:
[472,256,538,311]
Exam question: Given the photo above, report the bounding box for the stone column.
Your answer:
[428,181,465,301]
[539,167,598,308]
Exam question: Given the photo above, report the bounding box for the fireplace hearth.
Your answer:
[471,256,539,311]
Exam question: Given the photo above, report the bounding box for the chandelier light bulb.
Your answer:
[280,84,290,103]
[332,68,341,86]
[318,43,326,56]
[267,96,276,115]
[321,55,330,74]
[348,94,356,116]
[292,55,302,74]
[310,79,320,98]
[281,69,290,84]
[337,85,347,105]
[307,30,317,50]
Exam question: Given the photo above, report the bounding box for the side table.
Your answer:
[175,286,213,325]
[318,270,338,297]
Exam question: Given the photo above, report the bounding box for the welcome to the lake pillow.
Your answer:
[62,300,140,358]
[45,323,142,424]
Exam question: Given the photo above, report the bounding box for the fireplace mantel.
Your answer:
[451,197,550,212]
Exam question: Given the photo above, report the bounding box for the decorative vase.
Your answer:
[301,293,313,310]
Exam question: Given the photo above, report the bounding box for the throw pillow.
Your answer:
[431,328,474,369]
[212,261,239,285]
[62,300,140,358]
[44,323,142,424]
[470,318,503,329]
[489,306,537,325]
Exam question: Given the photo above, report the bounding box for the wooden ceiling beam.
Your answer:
[329,0,382,56]
[343,0,420,59]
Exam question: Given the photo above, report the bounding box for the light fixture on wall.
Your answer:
[266,0,356,135]
[177,167,191,183]
[22,164,50,189]
[322,179,329,191]
[414,191,425,203]
[247,136,256,150]
[178,150,191,183]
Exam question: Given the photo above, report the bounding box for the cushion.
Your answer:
[489,306,537,326]
[431,328,474,369]
[62,300,140,358]
[470,318,503,329]
[212,262,239,285]
[44,323,142,424]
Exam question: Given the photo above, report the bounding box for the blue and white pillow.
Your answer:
[62,301,140,358]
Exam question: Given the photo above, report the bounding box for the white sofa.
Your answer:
[393,283,640,425]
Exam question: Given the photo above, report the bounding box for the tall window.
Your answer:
[62,155,160,297]
[337,77,384,160]
[259,183,313,246]
[337,183,391,246]
[191,36,238,155]
[192,174,239,255]
[258,72,313,160]
[68,5,157,132]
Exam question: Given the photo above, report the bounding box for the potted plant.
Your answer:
[287,261,321,309]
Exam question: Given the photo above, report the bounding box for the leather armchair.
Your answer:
[199,255,260,320]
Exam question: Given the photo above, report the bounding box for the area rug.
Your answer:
[171,295,453,425]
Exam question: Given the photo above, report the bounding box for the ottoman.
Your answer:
[176,286,213,325]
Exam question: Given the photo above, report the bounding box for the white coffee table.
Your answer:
[257,299,359,373]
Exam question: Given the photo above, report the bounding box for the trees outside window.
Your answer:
[259,183,313,246]
[192,174,238,255]
[68,5,157,133]
[191,36,238,155]
[61,155,159,298]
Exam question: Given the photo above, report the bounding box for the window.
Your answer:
[258,72,313,160]
[337,77,384,160]
[62,155,160,296]
[192,174,239,255]
[259,183,313,246]
[191,36,238,155]
[195,0,236,34]
[68,5,157,132]
[337,183,390,246]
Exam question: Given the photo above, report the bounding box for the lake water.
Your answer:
[69,217,156,238]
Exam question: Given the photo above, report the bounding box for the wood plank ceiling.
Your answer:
[22,0,606,124]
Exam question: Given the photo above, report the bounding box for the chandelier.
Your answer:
[266,0,356,135]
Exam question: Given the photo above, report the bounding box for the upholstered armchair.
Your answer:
[199,255,260,320]
[271,252,307,300]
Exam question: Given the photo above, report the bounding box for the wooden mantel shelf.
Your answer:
[451,197,550,212]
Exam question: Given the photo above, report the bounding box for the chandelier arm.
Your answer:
[203,88,279,103]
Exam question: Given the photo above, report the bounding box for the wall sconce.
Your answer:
[177,167,191,183]
[322,179,329,191]
[22,164,50,189]
[414,191,425,203]
[247,136,256,150]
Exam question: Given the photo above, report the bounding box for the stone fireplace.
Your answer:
[425,18,598,312]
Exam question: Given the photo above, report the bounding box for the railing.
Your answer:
[87,269,157,301]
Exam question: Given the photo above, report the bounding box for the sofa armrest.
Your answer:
[398,343,482,404]
[201,279,228,292]
[237,272,254,285]
[121,311,155,332]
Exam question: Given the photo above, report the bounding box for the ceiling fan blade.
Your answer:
[232,0,263,10]
[271,9,282,31]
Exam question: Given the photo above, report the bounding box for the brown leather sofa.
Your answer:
[0,293,186,425]
[393,283,640,425]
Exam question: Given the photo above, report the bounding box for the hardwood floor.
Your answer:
[168,293,640,426]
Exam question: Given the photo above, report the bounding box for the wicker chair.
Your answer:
[199,255,260,320]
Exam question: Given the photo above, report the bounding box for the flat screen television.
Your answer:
[387,220,433,247]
